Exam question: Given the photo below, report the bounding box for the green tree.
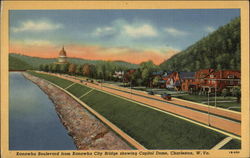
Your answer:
[141,69,150,86]
[232,86,241,103]
[44,64,49,72]
[60,64,69,73]
[75,64,82,75]
[39,64,44,71]
[152,76,161,87]
[221,88,229,98]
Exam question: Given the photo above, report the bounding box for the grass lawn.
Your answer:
[175,95,240,112]
[67,83,91,98]
[80,90,228,149]
[209,102,241,112]
[28,71,73,88]
[28,71,241,149]
[221,139,241,149]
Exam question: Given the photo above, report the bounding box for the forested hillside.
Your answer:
[160,17,240,71]
[9,53,138,70]
[9,55,33,71]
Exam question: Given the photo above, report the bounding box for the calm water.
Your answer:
[9,72,76,150]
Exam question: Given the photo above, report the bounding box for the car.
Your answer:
[147,91,154,95]
[161,93,171,101]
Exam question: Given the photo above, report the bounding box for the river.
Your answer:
[9,72,76,150]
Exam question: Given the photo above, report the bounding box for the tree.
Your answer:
[68,63,76,75]
[39,64,44,71]
[232,86,241,103]
[141,69,150,86]
[152,76,161,87]
[75,64,82,75]
[60,64,69,73]
[221,88,229,98]
[44,64,49,72]
[82,64,91,77]
[89,64,97,78]
[136,78,143,86]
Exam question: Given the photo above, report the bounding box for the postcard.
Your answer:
[1,1,249,158]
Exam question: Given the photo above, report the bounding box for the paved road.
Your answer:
[102,83,241,121]
[40,72,241,136]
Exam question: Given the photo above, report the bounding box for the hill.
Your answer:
[9,55,33,71]
[9,53,138,70]
[160,17,240,71]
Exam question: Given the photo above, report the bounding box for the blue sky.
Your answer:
[9,9,240,64]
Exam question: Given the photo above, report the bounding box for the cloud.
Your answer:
[93,26,115,36]
[23,40,54,46]
[12,39,54,47]
[123,24,158,38]
[92,19,158,39]
[164,27,188,36]
[12,20,63,32]
[205,26,215,32]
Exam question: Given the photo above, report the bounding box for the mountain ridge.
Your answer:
[160,17,240,72]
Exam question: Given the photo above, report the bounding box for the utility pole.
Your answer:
[215,82,217,108]
[208,91,210,126]
[130,80,132,98]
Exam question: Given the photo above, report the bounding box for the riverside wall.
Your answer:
[23,72,131,150]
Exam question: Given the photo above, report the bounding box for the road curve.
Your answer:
[39,72,241,136]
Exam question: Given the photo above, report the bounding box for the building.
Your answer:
[161,69,240,93]
[58,46,68,63]
[163,71,195,91]
[186,69,240,93]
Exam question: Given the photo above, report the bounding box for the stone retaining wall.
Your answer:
[23,72,131,150]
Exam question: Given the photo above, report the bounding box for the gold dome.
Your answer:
[59,46,67,56]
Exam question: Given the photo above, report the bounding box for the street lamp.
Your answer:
[208,90,210,126]
[215,82,217,108]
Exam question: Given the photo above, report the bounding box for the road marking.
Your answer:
[81,83,241,140]
[36,72,241,141]
[35,76,146,150]
[79,89,94,99]
[65,83,76,90]
[211,137,233,150]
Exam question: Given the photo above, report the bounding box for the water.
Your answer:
[9,72,76,150]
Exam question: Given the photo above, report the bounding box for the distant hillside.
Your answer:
[9,53,138,70]
[160,17,240,71]
[9,55,33,71]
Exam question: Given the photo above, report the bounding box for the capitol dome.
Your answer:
[59,46,67,56]
[58,46,67,63]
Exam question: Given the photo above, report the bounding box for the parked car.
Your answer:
[161,93,171,101]
[147,91,154,95]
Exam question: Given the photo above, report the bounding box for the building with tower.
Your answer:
[58,46,68,63]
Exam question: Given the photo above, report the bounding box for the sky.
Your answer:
[9,9,240,65]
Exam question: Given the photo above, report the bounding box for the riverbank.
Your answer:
[23,72,131,150]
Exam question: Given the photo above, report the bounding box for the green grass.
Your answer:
[81,90,228,149]
[221,139,241,149]
[175,95,240,111]
[67,83,91,97]
[29,71,241,149]
[28,71,73,88]
[209,102,241,112]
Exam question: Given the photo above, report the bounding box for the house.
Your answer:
[162,72,181,90]
[123,69,136,83]
[162,71,195,91]
[150,71,168,88]
[113,71,124,79]
[191,69,240,93]
[162,69,240,93]
[179,72,195,91]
